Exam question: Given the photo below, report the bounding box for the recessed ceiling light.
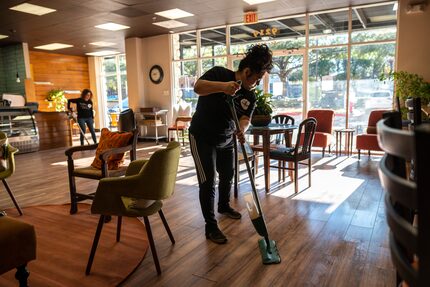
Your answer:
[34,43,73,50]
[243,0,276,5]
[0,35,9,40]
[369,15,397,22]
[85,50,120,56]
[155,8,194,19]
[9,3,56,16]
[153,20,188,29]
[89,41,116,47]
[323,29,332,34]
[95,22,130,31]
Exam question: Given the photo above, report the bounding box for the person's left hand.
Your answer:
[236,129,246,144]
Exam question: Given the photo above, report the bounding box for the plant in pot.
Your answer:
[251,88,274,127]
[380,71,430,121]
[46,89,67,112]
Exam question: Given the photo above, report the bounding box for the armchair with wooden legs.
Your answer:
[85,142,181,276]
[0,132,22,215]
[269,118,317,194]
[65,109,138,214]
[306,109,334,157]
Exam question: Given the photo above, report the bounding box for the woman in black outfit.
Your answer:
[67,89,97,145]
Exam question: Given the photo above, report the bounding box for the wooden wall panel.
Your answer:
[29,51,90,112]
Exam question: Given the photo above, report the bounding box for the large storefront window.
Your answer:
[172,2,397,129]
[308,47,348,129]
[100,54,128,128]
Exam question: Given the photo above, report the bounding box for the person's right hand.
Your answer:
[223,81,241,96]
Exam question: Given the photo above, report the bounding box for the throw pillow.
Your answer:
[91,128,133,170]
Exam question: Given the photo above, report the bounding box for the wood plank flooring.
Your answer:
[0,143,395,287]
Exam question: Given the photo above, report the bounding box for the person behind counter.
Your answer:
[67,89,97,145]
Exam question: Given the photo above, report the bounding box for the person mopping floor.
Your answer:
[188,44,273,245]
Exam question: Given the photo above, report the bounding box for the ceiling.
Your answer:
[0,0,392,56]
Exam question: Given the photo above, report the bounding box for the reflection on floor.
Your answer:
[0,143,394,287]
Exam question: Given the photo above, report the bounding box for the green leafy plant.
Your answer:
[46,89,67,112]
[379,71,430,103]
[253,88,274,116]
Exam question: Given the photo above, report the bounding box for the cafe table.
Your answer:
[248,123,298,193]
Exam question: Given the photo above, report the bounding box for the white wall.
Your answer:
[396,0,430,82]
[125,34,173,125]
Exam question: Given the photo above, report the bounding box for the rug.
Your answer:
[0,204,149,287]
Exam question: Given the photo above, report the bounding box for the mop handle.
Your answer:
[227,84,265,217]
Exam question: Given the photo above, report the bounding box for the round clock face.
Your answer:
[149,65,163,84]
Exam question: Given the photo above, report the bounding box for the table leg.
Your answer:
[263,132,270,193]
[350,132,354,156]
[346,132,350,156]
[336,132,339,156]
[340,132,343,156]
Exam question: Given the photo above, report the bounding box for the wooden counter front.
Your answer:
[35,112,72,150]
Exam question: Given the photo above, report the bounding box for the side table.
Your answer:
[334,128,355,156]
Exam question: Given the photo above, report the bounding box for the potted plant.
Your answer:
[251,88,274,126]
[46,89,67,112]
[380,71,430,120]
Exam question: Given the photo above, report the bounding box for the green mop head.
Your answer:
[258,238,281,265]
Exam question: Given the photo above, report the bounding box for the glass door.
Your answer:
[269,52,305,123]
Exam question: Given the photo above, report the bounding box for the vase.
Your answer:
[251,115,271,127]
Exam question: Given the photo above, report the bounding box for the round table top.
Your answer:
[334,128,355,133]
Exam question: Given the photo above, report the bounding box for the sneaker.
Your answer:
[205,228,227,244]
[218,206,242,219]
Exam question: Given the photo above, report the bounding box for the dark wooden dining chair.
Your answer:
[377,112,430,287]
[269,117,317,194]
[251,114,295,174]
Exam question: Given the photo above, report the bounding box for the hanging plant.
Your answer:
[46,89,67,112]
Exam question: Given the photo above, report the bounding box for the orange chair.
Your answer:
[306,109,334,157]
[356,110,389,159]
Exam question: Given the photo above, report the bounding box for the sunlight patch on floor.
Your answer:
[271,156,365,214]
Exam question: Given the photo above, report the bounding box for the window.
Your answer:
[100,54,128,127]
[171,2,397,128]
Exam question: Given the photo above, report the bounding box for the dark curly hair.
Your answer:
[81,89,93,99]
[238,44,273,74]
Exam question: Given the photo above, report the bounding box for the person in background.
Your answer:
[189,44,273,244]
[67,89,97,145]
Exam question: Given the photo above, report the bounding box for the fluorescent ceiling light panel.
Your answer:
[0,35,9,40]
[153,20,188,29]
[243,0,276,5]
[9,3,56,16]
[393,3,398,11]
[369,15,397,22]
[231,33,251,39]
[95,22,130,31]
[89,41,116,47]
[155,8,194,19]
[34,43,73,50]
[292,24,316,30]
[85,50,120,56]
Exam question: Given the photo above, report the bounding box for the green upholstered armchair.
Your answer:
[86,141,181,276]
[0,131,22,215]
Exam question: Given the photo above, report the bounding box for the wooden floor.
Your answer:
[0,142,394,287]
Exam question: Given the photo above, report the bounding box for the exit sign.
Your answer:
[244,12,258,24]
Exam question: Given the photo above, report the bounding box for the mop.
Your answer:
[226,82,281,265]
[67,111,91,145]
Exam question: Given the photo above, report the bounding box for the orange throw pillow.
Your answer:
[91,128,133,170]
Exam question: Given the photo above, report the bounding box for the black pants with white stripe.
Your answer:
[189,133,234,231]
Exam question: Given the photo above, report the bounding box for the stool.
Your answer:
[334,128,355,156]
[0,215,36,287]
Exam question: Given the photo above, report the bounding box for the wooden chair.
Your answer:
[85,142,181,276]
[0,132,22,215]
[377,112,430,287]
[251,114,295,173]
[168,116,192,146]
[65,109,138,214]
[269,118,317,194]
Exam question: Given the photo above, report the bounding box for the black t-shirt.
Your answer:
[189,66,256,145]
[67,98,94,119]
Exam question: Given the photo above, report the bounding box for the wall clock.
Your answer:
[149,65,164,84]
